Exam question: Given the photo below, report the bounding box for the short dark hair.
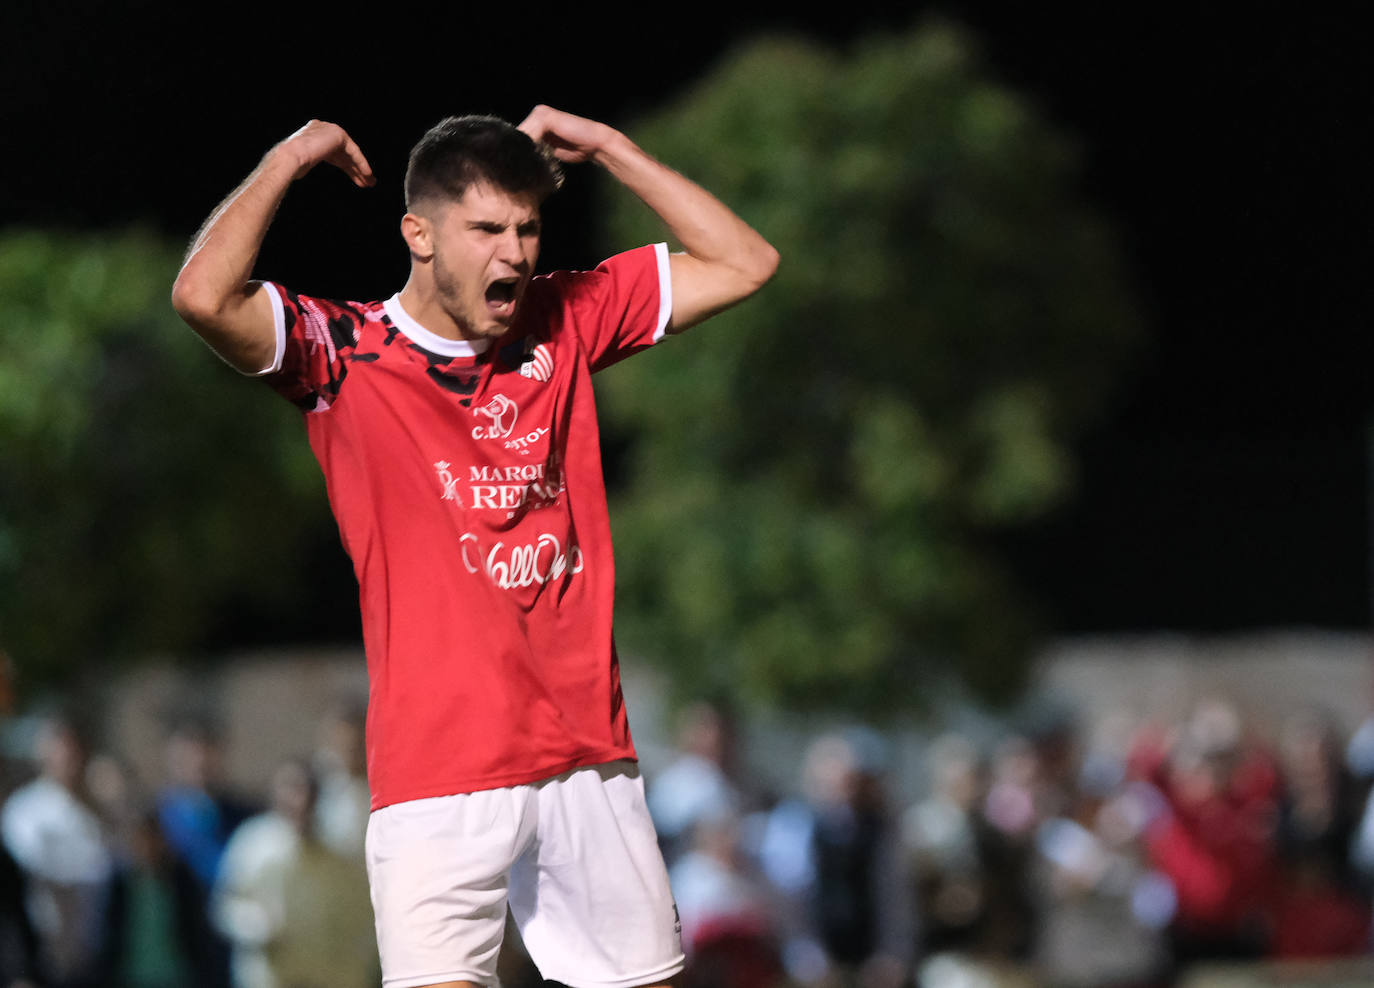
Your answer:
[405,115,562,212]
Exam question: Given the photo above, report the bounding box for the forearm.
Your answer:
[520,104,777,329]
[179,150,294,307]
[171,148,298,371]
[594,130,773,278]
[172,120,371,372]
[592,128,778,331]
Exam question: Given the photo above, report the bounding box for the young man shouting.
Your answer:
[171,106,778,988]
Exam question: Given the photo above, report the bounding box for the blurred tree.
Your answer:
[598,20,1140,711]
[0,230,332,683]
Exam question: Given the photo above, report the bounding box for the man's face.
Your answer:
[427,183,542,342]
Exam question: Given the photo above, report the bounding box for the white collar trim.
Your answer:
[383,294,491,357]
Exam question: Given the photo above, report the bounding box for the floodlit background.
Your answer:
[0,4,1369,987]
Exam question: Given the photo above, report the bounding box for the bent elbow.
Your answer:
[735,242,780,300]
[170,271,219,328]
[754,242,781,289]
[169,273,275,375]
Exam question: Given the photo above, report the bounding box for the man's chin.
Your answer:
[480,309,521,339]
[455,314,511,345]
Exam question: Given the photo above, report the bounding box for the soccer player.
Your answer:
[171,105,778,988]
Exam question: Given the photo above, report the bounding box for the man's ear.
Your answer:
[401,211,433,261]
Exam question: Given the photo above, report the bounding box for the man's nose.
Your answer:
[496,229,528,268]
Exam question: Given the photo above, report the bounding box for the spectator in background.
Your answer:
[0,655,27,806]
[103,810,220,988]
[758,729,913,988]
[212,759,376,988]
[1271,708,1370,958]
[84,752,143,850]
[1343,697,1374,795]
[974,735,1042,963]
[310,702,370,859]
[0,654,38,988]
[649,700,744,867]
[0,843,39,988]
[154,718,251,988]
[902,734,994,964]
[155,718,255,892]
[670,807,782,988]
[1138,698,1280,966]
[1030,769,1172,986]
[0,714,112,988]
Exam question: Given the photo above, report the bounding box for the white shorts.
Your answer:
[365,760,684,988]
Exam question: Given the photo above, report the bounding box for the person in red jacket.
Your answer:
[1140,700,1280,965]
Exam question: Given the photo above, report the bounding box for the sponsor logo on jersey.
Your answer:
[519,341,554,382]
[433,461,462,503]
[459,532,583,589]
[466,461,564,513]
[471,394,518,440]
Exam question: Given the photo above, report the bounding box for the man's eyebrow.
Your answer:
[464,216,541,235]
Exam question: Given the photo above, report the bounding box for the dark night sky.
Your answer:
[3,2,1369,636]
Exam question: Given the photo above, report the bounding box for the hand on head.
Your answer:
[517,105,613,164]
[277,119,376,187]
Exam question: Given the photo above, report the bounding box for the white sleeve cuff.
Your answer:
[652,242,672,343]
[245,281,287,377]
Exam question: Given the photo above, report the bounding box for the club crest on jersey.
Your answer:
[520,341,554,382]
[433,461,462,503]
[500,337,555,382]
[471,394,518,441]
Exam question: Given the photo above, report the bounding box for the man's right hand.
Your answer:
[273,119,376,188]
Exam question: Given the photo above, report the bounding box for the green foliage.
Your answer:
[598,21,1140,712]
[0,229,327,682]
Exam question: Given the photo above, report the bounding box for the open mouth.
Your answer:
[485,277,520,317]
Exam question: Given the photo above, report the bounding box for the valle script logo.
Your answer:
[460,532,583,589]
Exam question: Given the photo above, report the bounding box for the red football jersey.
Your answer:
[260,244,672,810]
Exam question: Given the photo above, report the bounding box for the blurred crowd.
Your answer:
[641,697,1374,988]
[4,691,1374,988]
[0,704,376,988]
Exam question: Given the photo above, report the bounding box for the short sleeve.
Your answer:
[258,282,366,412]
[544,244,672,373]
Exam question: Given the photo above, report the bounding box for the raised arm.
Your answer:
[171,120,375,373]
[517,105,779,334]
